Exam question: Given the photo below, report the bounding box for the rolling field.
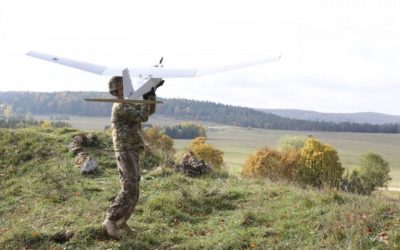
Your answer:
[37,115,400,187]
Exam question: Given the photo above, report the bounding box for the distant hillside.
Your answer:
[262,109,400,125]
[0,91,399,133]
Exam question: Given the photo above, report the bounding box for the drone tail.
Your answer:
[122,68,135,99]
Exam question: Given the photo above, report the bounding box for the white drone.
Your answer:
[26,51,281,104]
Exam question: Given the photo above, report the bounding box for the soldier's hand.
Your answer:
[156,80,164,89]
[143,88,156,100]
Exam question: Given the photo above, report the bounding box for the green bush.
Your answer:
[340,170,366,194]
[140,149,163,171]
[359,152,391,190]
[341,153,391,195]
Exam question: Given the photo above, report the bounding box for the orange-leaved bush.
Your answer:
[141,127,176,170]
[143,127,175,157]
[187,137,224,168]
[241,147,300,182]
[298,137,344,187]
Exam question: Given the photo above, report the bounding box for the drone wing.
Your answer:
[27,51,280,78]
[196,56,281,76]
[26,51,197,77]
[26,51,121,75]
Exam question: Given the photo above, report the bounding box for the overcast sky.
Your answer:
[0,0,399,115]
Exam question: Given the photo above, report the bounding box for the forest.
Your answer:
[0,91,398,133]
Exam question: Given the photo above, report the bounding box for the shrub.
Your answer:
[241,147,300,182]
[140,149,163,171]
[342,153,391,195]
[298,137,344,188]
[141,127,176,170]
[242,148,281,179]
[143,127,175,157]
[187,137,224,168]
[340,170,367,194]
[359,152,391,190]
[40,120,52,128]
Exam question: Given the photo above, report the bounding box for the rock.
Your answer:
[148,166,163,176]
[74,152,87,166]
[70,146,83,155]
[81,157,99,174]
[86,133,97,145]
[175,152,211,177]
[69,133,97,147]
[68,133,99,169]
[68,133,98,156]
[68,141,77,149]
[51,229,75,243]
[65,230,74,239]
[73,134,85,145]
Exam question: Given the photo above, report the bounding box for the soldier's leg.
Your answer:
[106,150,140,224]
[120,150,140,224]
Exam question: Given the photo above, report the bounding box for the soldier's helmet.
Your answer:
[109,76,123,96]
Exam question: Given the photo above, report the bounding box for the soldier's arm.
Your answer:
[148,94,156,116]
[140,93,156,120]
[119,103,149,123]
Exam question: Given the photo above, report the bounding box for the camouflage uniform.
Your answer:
[106,98,156,223]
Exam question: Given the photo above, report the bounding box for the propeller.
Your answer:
[154,56,164,68]
[157,57,164,87]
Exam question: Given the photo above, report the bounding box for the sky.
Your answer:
[0,0,399,115]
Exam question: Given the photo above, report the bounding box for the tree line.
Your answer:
[0,91,398,133]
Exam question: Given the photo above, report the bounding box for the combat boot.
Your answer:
[102,219,121,239]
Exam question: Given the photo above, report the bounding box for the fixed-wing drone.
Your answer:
[26,51,281,104]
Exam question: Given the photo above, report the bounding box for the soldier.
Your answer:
[102,76,156,239]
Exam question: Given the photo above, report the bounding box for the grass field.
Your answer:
[1,128,399,249]
[36,115,400,188]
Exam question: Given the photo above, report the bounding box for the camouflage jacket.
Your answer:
[111,99,156,151]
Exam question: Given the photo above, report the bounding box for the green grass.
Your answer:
[1,127,400,249]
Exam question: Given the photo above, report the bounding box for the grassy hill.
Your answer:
[1,128,400,249]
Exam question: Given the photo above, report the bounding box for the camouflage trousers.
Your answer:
[106,149,140,222]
